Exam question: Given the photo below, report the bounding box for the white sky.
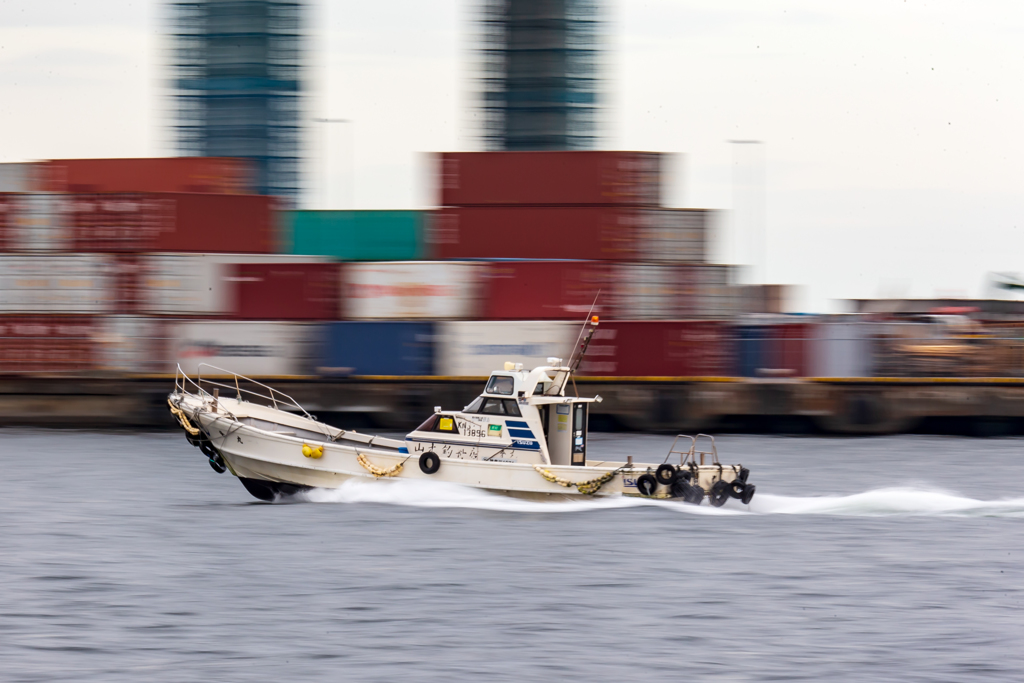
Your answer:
[2,0,1023,311]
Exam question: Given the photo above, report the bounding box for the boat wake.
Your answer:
[295,480,1024,518]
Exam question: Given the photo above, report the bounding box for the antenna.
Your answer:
[567,291,601,373]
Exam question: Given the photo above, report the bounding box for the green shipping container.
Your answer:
[283,210,423,260]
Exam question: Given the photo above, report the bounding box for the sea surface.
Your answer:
[2,430,1023,682]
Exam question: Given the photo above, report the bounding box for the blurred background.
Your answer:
[3,0,1024,433]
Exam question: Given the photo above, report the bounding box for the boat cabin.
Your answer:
[404,360,599,466]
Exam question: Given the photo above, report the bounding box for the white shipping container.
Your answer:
[140,253,333,315]
[809,320,874,378]
[611,264,681,320]
[638,209,710,263]
[344,261,483,320]
[436,320,578,377]
[691,266,739,318]
[95,316,170,374]
[0,254,114,313]
[142,254,227,315]
[170,321,316,377]
[0,163,40,193]
[9,194,71,251]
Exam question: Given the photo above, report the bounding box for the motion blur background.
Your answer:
[3,1,1024,433]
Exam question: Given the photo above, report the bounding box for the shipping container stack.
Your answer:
[0,153,857,382]
[420,150,748,377]
[275,151,809,379]
[0,157,343,377]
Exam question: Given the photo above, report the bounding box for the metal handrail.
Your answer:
[663,434,695,465]
[664,433,720,466]
[174,363,315,421]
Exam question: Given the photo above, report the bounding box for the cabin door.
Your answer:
[571,402,588,466]
[546,401,588,466]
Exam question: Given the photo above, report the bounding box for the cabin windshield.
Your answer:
[465,396,522,417]
[485,375,515,395]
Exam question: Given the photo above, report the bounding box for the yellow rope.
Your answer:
[168,398,200,436]
[533,465,619,495]
[357,453,403,478]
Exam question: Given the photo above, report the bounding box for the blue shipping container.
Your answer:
[737,325,768,378]
[316,322,435,377]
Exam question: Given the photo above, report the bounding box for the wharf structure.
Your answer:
[167,0,306,202]
[476,0,603,150]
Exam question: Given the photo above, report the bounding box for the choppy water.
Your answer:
[2,431,1023,682]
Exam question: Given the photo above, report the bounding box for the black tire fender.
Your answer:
[636,473,658,497]
[709,479,731,507]
[729,480,746,499]
[670,478,703,505]
[199,441,216,458]
[208,453,227,474]
[741,483,756,505]
[655,464,677,486]
[684,482,704,505]
[419,451,441,475]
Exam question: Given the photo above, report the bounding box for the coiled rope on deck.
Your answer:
[357,453,403,478]
[168,398,201,436]
[533,464,622,496]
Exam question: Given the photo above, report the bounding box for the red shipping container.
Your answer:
[38,157,254,195]
[437,151,663,206]
[766,323,811,377]
[67,193,278,253]
[577,321,735,377]
[428,206,642,260]
[159,194,278,253]
[0,316,98,375]
[228,263,340,320]
[0,195,15,251]
[67,194,174,252]
[481,261,614,320]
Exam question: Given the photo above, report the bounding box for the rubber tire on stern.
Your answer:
[741,484,756,505]
[709,480,731,507]
[655,464,677,486]
[683,483,704,505]
[419,451,441,475]
[729,480,746,499]
[671,478,703,505]
[636,473,658,497]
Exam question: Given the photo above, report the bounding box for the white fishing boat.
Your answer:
[167,318,755,505]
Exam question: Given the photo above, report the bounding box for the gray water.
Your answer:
[2,431,1023,682]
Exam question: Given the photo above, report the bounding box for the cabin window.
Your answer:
[416,415,438,431]
[464,396,485,413]
[481,398,506,415]
[503,399,522,417]
[485,375,515,396]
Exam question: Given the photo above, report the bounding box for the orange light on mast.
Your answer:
[591,316,599,324]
